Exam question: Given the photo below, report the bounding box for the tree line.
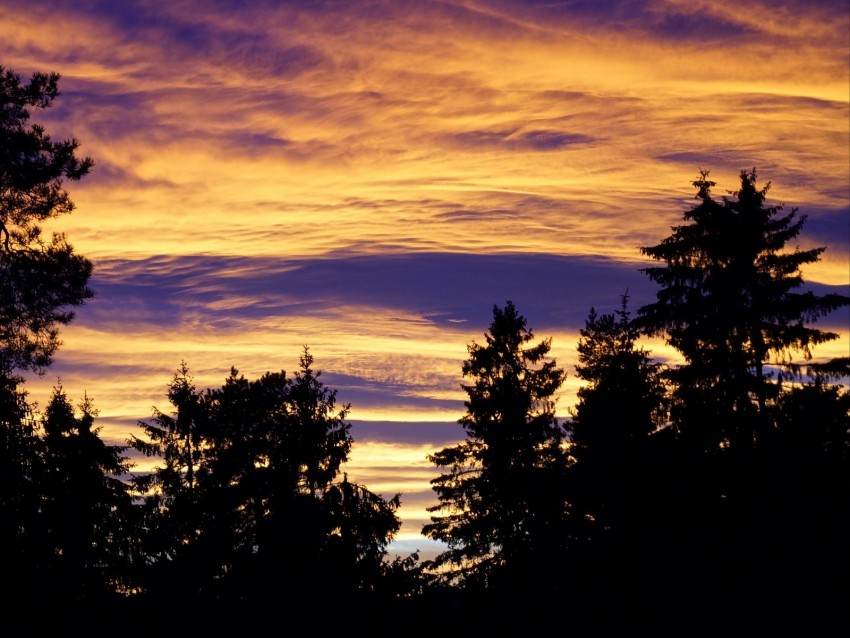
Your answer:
[1,66,848,631]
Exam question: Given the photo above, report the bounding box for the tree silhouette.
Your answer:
[128,363,222,600]
[321,473,402,594]
[423,301,569,595]
[633,169,850,628]
[130,351,407,607]
[0,66,93,376]
[566,294,668,609]
[570,294,666,488]
[130,362,204,499]
[196,364,319,599]
[637,168,849,452]
[284,346,352,498]
[205,352,401,602]
[0,377,45,606]
[0,66,98,615]
[40,385,134,603]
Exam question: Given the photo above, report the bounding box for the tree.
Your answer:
[130,362,205,502]
[0,376,45,605]
[637,168,849,451]
[0,65,98,613]
[0,66,93,376]
[422,301,569,594]
[565,295,676,619]
[40,385,135,603]
[321,473,402,594]
[1,382,137,612]
[570,294,667,473]
[201,350,398,601]
[568,294,666,534]
[634,169,850,626]
[128,363,215,599]
[287,347,352,498]
[130,351,407,605]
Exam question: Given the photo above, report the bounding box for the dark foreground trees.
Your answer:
[423,301,570,596]
[0,378,43,604]
[631,169,850,625]
[566,294,668,604]
[130,347,412,606]
[569,294,666,521]
[1,156,845,629]
[0,65,100,614]
[0,66,93,377]
[1,349,419,625]
[40,387,135,602]
[0,384,136,612]
[418,170,847,629]
[637,168,848,451]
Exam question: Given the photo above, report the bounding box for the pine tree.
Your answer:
[40,386,134,603]
[128,363,213,599]
[288,347,352,498]
[0,66,93,376]
[0,376,44,605]
[569,294,666,539]
[130,353,406,606]
[423,301,569,594]
[637,168,849,451]
[634,169,850,626]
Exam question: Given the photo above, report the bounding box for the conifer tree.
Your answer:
[128,363,213,598]
[0,377,44,604]
[634,169,850,625]
[637,168,849,451]
[0,66,93,376]
[569,294,666,540]
[288,347,352,498]
[423,301,569,593]
[130,353,407,604]
[41,386,134,602]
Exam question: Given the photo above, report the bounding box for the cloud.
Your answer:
[448,127,594,152]
[80,252,657,330]
[349,420,465,446]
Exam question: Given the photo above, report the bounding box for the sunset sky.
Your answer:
[4,0,849,560]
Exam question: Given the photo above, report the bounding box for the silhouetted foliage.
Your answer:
[40,386,135,602]
[637,168,849,451]
[129,348,409,606]
[0,375,44,605]
[0,154,844,629]
[570,293,667,484]
[566,294,668,607]
[127,362,212,597]
[320,473,402,592]
[0,66,93,376]
[632,169,850,627]
[282,347,353,498]
[423,301,570,595]
[766,365,850,616]
[0,378,140,618]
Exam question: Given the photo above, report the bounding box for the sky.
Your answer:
[3,0,849,560]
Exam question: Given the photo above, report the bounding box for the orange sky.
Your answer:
[4,0,849,558]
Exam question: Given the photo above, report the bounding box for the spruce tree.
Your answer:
[0,377,44,605]
[423,301,569,594]
[634,169,850,626]
[637,168,849,451]
[41,386,134,603]
[569,296,666,542]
